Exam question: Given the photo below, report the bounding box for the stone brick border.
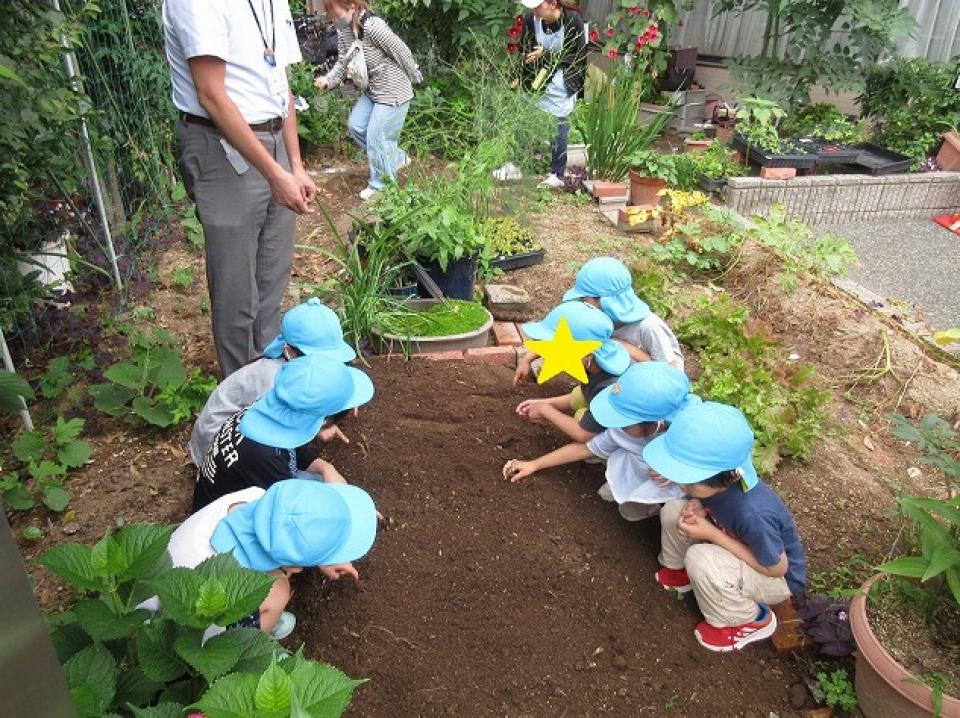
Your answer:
[724,171,960,225]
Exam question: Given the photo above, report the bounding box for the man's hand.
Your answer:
[525,45,545,64]
[502,458,538,482]
[270,169,310,214]
[676,513,719,542]
[318,424,350,444]
[292,165,317,207]
[319,562,359,581]
[314,76,329,91]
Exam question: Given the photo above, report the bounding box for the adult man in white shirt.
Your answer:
[162,0,317,376]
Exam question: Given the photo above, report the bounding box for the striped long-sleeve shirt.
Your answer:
[323,15,421,106]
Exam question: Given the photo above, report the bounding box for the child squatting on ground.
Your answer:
[188,298,357,466]
[514,256,683,386]
[513,300,631,444]
[140,479,378,640]
[643,401,808,652]
[503,362,698,522]
[193,352,374,511]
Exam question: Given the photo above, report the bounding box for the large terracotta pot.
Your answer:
[850,575,960,718]
[936,131,960,171]
[628,171,666,207]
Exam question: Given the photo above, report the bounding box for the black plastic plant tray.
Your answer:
[841,142,913,175]
[489,249,546,272]
[794,137,860,164]
[697,175,726,193]
[732,134,817,169]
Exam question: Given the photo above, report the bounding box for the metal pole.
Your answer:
[51,0,123,292]
[0,327,33,432]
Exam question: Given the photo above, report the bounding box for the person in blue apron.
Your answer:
[518,0,587,188]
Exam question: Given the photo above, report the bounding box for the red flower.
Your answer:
[635,41,645,51]
[508,26,521,39]
[507,43,519,54]
[607,49,618,58]
[589,28,599,42]
[627,5,640,15]
[605,26,615,37]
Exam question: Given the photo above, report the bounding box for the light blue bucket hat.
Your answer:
[240,355,374,449]
[562,257,651,324]
[263,298,356,363]
[590,362,700,428]
[521,300,630,376]
[641,401,760,490]
[210,480,378,571]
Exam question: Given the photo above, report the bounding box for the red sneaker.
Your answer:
[655,566,692,593]
[694,605,777,653]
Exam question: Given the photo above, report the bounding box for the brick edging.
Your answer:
[371,322,528,367]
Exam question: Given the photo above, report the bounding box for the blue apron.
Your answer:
[534,17,576,119]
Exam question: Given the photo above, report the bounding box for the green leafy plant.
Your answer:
[630,150,678,183]
[675,292,830,473]
[575,65,674,181]
[779,103,864,144]
[5,416,91,511]
[693,141,747,180]
[88,329,216,428]
[735,96,790,154]
[0,368,34,412]
[378,0,515,61]
[888,412,960,496]
[648,204,744,277]
[384,299,489,338]
[812,668,858,713]
[715,0,915,107]
[481,217,542,258]
[40,524,363,717]
[748,205,858,292]
[859,57,960,167]
[168,266,195,289]
[288,60,351,152]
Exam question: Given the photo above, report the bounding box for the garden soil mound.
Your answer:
[288,360,803,716]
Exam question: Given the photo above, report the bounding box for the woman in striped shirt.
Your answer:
[315,0,422,200]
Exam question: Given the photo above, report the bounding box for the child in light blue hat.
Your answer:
[515,300,631,443]
[188,298,357,465]
[193,354,374,511]
[560,256,682,370]
[142,480,378,641]
[642,402,807,653]
[504,362,697,521]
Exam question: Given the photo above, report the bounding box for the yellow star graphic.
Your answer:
[524,317,601,384]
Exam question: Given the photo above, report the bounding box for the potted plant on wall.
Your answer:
[693,141,746,193]
[732,96,816,169]
[848,412,960,718]
[628,150,677,206]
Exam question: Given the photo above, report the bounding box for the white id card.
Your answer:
[219,137,249,175]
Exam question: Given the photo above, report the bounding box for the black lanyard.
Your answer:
[246,0,277,66]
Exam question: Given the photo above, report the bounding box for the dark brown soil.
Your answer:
[287,359,805,717]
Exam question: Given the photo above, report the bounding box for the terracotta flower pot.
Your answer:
[850,574,960,718]
[683,138,711,154]
[936,131,960,171]
[628,171,666,207]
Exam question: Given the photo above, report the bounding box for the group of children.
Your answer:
[151,257,806,655]
[503,257,807,652]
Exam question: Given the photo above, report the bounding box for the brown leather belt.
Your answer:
[180,112,283,133]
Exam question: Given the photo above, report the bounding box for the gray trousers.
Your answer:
[175,119,295,377]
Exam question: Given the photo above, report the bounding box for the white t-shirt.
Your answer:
[587,428,683,505]
[188,357,283,465]
[162,0,302,122]
[139,486,266,639]
[614,313,684,370]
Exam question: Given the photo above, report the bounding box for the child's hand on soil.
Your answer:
[503,459,537,482]
[676,513,718,542]
[318,424,350,444]
[319,562,359,581]
[513,359,533,386]
[516,398,544,417]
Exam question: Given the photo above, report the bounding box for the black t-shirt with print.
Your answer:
[192,407,319,512]
[578,369,617,435]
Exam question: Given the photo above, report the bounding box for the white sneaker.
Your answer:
[269,611,297,640]
[618,502,661,522]
[398,154,411,170]
[539,173,565,189]
[359,187,379,201]
[597,482,615,502]
[492,162,523,181]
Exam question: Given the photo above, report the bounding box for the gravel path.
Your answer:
[825,219,960,329]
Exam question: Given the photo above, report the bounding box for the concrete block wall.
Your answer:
[723,172,960,225]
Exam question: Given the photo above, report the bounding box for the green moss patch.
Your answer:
[384,300,489,338]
